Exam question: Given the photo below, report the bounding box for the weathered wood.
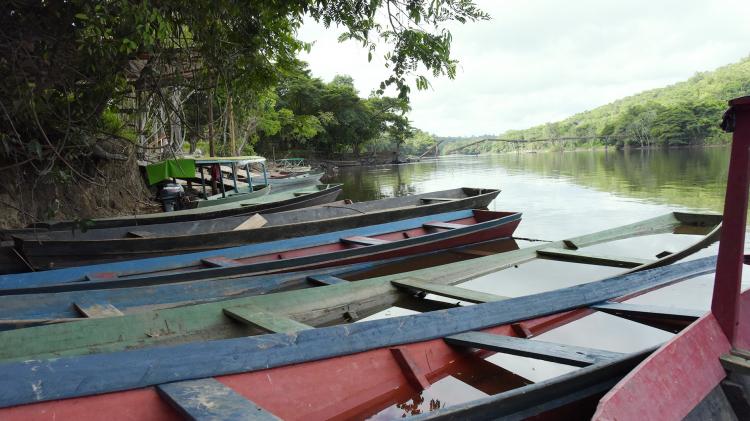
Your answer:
[73,300,123,318]
[592,302,703,332]
[340,236,391,246]
[721,354,750,376]
[722,378,750,420]
[306,275,349,286]
[410,348,654,420]
[423,222,466,230]
[390,347,431,391]
[0,262,382,325]
[683,385,739,421]
[0,256,717,407]
[420,198,459,202]
[223,307,312,334]
[537,248,654,268]
[445,331,624,367]
[126,231,155,238]
[232,214,267,231]
[157,378,281,421]
[392,278,509,303]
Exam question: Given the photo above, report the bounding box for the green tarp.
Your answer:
[145,159,196,185]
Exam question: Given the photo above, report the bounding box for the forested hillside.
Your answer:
[459,55,750,153]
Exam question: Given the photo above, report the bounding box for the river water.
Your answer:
[322,146,749,419]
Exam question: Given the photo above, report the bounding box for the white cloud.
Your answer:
[298,0,750,136]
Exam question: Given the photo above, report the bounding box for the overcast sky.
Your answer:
[298,0,750,136]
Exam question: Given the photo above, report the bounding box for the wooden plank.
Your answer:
[232,214,267,231]
[721,354,750,376]
[125,230,155,238]
[0,256,717,408]
[392,278,510,303]
[451,248,496,257]
[306,275,349,286]
[683,385,739,421]
[73,299,123,318]
[201,257,242,268]
[83,272,118,282]
[157,378,280,421]
[340,236,391,246]
[592,302,704,320]
[419,197,459,202]
[223,307,312,334]
[445,331,623,367]
[390,347,430,391]
[423,222,466,230]
[537,248,654,268]
[592,302,703,332]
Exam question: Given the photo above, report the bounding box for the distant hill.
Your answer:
[453,55,750,153]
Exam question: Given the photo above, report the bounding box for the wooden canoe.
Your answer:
[0,256,718,415]
[0,209,523,293]
[0,211,719,364]
[11,188,501,268]
[27,184,343,230]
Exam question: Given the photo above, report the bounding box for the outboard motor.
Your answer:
[158,182,185,212]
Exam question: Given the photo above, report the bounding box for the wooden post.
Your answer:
[712,96,750,346]
[208,87,217,195]
[228,94,237,156]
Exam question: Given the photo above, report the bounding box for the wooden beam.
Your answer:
[157,378,280,421]
[223,307,312,334]
[423,222,466,230]
[721,354,750,376]
[419,198,459,202]
[201,257,242,268]
[537,248,654,268]
[125,231,155,238]
[340,236,391,246]
[390,347,430,391]
[73,300,123,318]
[392,278,509,303]
[445,332,623,367]
[306,275,349,286]
[592,302,703,332]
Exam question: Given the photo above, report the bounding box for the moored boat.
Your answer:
[0,209,523,293]
[10,188,501,268]
[5,184,343,232]
[0,211,719,363]
[0,256,719,417]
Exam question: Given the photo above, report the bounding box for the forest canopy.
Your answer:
[0,0,487,174]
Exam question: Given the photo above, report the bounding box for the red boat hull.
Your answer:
[1,313,572,421]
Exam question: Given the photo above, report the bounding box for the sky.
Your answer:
[297,0,750,137]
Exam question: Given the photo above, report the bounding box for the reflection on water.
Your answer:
[322,147,740,419]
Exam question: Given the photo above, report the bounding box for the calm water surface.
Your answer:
[323,147,748,419]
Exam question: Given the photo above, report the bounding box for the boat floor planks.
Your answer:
[0,212,720,364]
